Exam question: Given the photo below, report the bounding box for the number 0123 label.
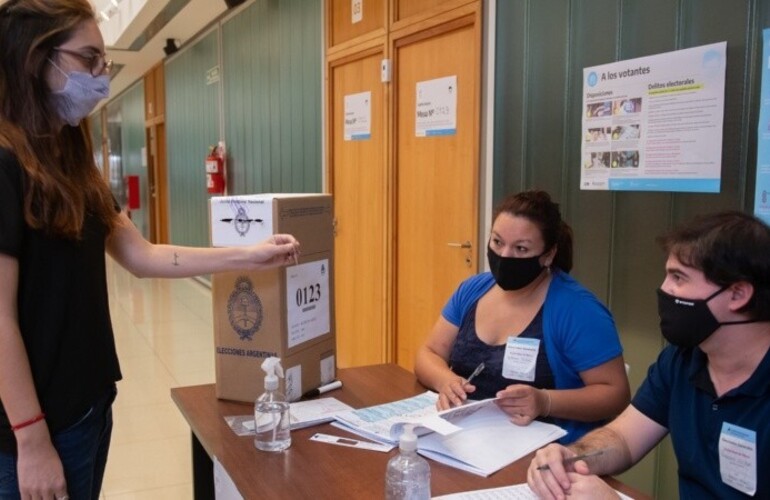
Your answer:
[285,259,330,348]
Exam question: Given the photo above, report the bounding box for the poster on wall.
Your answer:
[344,91,371,141]
[580,42,726,192]
[415,75,457,137]
[754,29,770,225]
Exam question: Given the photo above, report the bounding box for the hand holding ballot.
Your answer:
[495,384,550,426]
[243,233,301,270]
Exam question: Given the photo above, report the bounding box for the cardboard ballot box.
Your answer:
[210,194,336,403]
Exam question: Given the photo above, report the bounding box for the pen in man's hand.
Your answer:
[465,362,485,385]
[536,449,605,471]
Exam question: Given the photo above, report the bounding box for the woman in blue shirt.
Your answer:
[415,190,630,443]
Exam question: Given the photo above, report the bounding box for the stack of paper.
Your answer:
[289,397,355,429]
[333,391,566,477]
[433,483,634,499]
[417,404,566,476]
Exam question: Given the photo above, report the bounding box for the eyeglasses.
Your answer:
[53,47,113,76]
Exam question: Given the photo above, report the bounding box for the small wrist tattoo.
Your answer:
[172,252,180,266]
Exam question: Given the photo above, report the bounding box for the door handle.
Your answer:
[447,241,472,249]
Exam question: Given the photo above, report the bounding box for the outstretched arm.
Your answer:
[106,211,300,278]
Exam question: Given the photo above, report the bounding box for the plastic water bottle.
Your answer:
[254,357,291,452]
[385,424,431,499]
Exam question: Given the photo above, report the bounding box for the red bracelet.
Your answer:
[10,413,45,432]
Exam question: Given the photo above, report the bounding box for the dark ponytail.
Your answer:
[553,220,573,273]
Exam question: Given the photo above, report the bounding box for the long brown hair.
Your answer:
[0,0,117,239]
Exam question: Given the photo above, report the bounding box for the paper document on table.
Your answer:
[432,483,634,499]
[333,391,498,444]
[288,397,355,429]
[224,397,354,436]
[417,404,567,477]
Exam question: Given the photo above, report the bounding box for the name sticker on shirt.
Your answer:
[719,422,756,496]
[502,337,540,381]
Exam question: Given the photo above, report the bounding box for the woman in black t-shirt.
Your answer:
[0,2,300,499]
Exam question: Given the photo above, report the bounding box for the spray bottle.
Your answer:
[254,357,291,452]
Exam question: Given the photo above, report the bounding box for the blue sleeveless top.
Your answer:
[448,302,555,400]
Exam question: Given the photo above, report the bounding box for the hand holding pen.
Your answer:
[528,444,608,498]
[465,362,485,385]
[536,449,604,471]
[436,362,485,411]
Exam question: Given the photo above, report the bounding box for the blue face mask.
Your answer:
[49,62,110,126]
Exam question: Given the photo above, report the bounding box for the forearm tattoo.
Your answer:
[172,252,180,266]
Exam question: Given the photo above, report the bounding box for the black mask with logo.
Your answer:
[656,287,758,349]
[487,245,546,291]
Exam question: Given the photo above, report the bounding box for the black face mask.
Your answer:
[487,245,545,291]
[657,287,757,349]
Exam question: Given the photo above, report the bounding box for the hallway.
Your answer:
[102,257,215,498]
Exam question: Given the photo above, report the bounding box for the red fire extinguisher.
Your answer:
[125,175,140,210]
[206,141,226,195]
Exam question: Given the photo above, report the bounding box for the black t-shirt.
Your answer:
[0,148,122,453]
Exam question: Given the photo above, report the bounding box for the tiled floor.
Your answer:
[101,257,215,498]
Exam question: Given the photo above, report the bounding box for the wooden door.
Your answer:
[328,43,389,367]
[393,7,481,371]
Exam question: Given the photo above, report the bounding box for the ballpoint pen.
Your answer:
[536,449,605,471]
[300,380,343,400]
[465,362,485,385]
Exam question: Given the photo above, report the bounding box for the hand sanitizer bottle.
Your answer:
[385,424,431,499]
[254,357,291,452]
